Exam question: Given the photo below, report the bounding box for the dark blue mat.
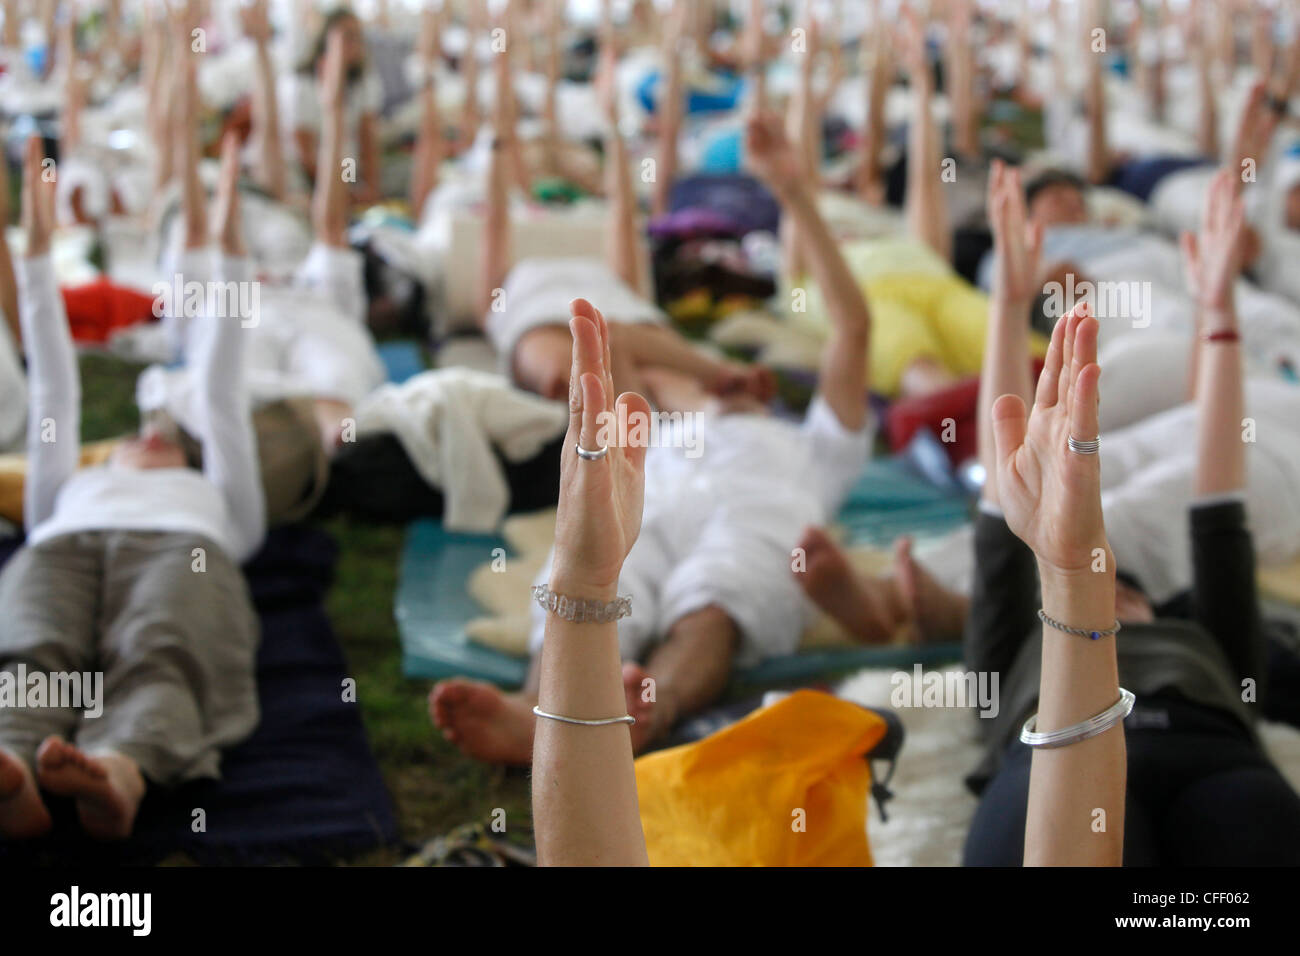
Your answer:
[0,526,397,864]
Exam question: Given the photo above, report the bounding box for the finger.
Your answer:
[1067,311,1099,412]
[1057,302,1083,407]
[567,312,603,439]
[616,391,653,474]
[991,393,1029,471]
[1034,306,1069,409]
[1026,219,1044,270]
[1069,362,1102,446]
[1179,230,1199,275]
[570,298,614,413]
[578,372,606,455]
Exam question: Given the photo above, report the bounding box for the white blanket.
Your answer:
[354,367,567,533]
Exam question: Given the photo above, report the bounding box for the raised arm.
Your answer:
[313,25,348,249]
[242,0,288,201]
[1182,169,1247,497]
[650,0,684,219]
[1082,0,1110,185]
[477,43,514,321]
[17,136,78,531]
[991,303,1124,867]
[979,161,1042,509]
[0,142,19,350]
[595,38,643,295]
[899,7,951,261]
[533,299,651,867]
[746,113,870,430]
[198,134,266,561]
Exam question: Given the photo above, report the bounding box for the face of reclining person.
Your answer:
[109,427,188,471]
[514,325,575,402]
[1028,183,1088,229]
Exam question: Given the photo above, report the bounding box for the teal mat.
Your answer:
[396,457,972,687]
[377,340,426,384]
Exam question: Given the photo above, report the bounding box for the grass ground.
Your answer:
[78,351,532,865]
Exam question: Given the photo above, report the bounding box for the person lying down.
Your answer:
[0,136,264,842]
[430,114,875,763]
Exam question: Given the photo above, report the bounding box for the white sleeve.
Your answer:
[195,254,266,561]
[293,241,368,325]
[17,254,79,531]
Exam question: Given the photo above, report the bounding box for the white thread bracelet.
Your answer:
[1020,688,1135,749]
[533,706,636,727]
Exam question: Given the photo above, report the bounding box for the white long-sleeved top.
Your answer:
[18,252,265,563]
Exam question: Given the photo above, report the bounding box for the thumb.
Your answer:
[991,392,1029,473]
[615,391,653,475]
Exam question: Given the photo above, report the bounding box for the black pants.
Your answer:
[963,510,1300,866]
[315,432,565,524]
[965,695,1300,865]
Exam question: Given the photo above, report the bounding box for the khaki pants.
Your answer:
[0,530,259,785]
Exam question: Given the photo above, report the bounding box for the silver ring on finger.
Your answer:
[1068,435,1100,456]
[575,443,609,462]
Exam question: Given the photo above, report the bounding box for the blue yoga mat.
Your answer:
[396,458,970,687]
[377,340,426,384]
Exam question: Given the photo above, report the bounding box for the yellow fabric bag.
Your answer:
[634,690,885,867]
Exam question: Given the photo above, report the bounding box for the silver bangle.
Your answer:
[533,706,636,727]
[1038,608,1121,641]
[532,584,631,623]
[1020,688,1136,749]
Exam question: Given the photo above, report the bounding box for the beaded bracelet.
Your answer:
[532,584,631,624]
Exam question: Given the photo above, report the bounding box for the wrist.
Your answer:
[1201,304,1238,333]
[547,568,620,604]
[1037,556,1117,628]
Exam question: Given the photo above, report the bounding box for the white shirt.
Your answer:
[19,253,265,563]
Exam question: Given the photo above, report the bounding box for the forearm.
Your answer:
[905,70,949,258]
[0,233,19,350]
[532,585,648,866]
[612,322,723,385]
[197,254,265,558]
[1194,306,1245,496]
[780,182,870,427]
[979,296,1034,507]
[17,254,80,529]
[251,39,287,200]
[360,114,382,195]
[652,50,682,218]
[478,138,510,320]
[312,101,346,247]
[604,128,643,294]
[1024,562,1125,866]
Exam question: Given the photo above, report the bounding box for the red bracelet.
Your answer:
[1203,329,1241,344]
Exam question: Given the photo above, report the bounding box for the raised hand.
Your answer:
[1179,168,1245,315]
[21,136,55,258]
[240,0,273,44]
[988,159,1044,305]
[743,111,803,197]
[896,4,928,80]
[549,299,653,598]
[991,303,1108,577]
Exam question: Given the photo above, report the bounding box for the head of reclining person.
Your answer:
[514,325,576,401]
[108,421,188,471]
[1024,170,1089,229]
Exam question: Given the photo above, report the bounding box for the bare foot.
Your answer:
[36,738,145,840]
[893,537,969,643]
[622,662,675,754]
[795,527,906,643]
[0,747,53,839]
[428,679,536,766]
